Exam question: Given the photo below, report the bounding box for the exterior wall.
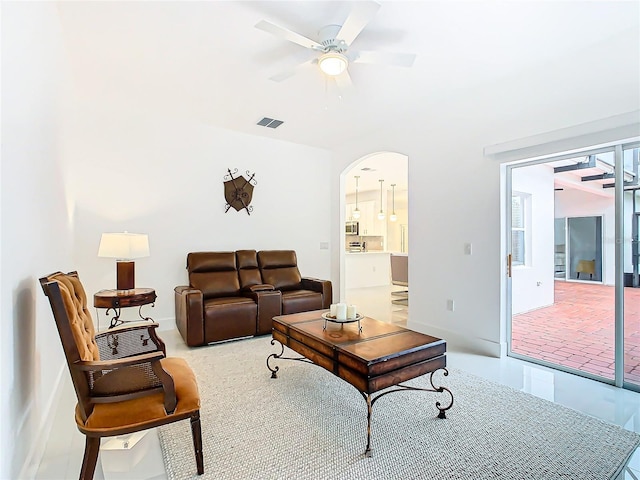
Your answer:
[510,164,556,315]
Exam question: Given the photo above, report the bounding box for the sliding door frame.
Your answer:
[506,140,640,391]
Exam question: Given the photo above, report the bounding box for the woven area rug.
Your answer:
[159,337,639,480]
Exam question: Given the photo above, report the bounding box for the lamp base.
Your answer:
[116,261,135,290]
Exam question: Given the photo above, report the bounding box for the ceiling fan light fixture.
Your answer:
[318,52,348,76]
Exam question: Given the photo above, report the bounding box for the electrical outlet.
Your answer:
[320,242,329,250]
[464,243,472,255]
[447,299,455,311]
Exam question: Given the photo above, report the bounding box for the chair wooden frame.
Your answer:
[40,271,204,480]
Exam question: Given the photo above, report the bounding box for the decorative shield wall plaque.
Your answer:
[224,168,257,215]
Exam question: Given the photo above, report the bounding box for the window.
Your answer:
[511,193,526,266]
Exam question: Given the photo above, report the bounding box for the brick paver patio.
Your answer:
[512,281,640,385]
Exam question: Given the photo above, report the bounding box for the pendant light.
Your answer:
[353,176,361,219]
[390,184,397,222]
[377,179,385,220]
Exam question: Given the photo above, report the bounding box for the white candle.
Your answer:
[330,304,337,317]
[336,303,347,321]
[347,305,357,319]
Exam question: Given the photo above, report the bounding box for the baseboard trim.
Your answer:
[155,317,174,332]
[408,320,505,358]
[18,362,66,480]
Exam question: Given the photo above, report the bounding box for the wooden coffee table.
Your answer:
[267,310,454,456]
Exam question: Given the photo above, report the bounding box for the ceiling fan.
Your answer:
[255,1,416,89]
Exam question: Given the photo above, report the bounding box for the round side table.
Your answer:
[93,288,156,329]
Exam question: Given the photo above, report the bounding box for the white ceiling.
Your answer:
[56,1,639,160]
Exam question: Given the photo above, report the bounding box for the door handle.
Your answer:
[507,254,512,278]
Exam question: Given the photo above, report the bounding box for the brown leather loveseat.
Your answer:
[175,250,332,347]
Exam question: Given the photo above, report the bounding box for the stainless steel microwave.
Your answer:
[345,221,359,235]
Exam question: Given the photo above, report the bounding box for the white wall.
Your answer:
[332,25,639,357]
[3,3,640,478]
[62,108,333,327]
[511,164,555,314]
[1,3,73,478]
[1,5,333,478]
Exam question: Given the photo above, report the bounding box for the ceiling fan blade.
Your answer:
[337,1,381,46]
[269,58,317,82]
[255,20,323,50]
[352,50,416,68]
[334,70,354,91]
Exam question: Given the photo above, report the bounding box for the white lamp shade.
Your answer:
[318,52,348,76]
[98,233,150,259]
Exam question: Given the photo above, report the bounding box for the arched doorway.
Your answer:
[342,151,408,325]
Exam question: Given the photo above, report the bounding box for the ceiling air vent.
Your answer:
[257,117,284,129]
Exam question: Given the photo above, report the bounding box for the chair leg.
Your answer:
[190,411,204,475]
[79,436,100,480]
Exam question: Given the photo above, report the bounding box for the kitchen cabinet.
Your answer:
[354,200,384,236]
[346,200,386,237]
[358,200,385,236]
[358,201,373,235]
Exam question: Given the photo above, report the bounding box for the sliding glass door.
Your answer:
[507,141,640,392]
[623,146,640,389]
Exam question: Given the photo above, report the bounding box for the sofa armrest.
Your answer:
[243,289,282,335]
[174,286,204,347]
[301,277,333,309]
[242,283,275,293]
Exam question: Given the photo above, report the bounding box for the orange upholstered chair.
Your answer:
[40,271,203,480]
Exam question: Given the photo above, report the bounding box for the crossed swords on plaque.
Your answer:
[224,168,257,215]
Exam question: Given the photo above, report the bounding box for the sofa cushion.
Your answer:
[281,290,323,314]
[203,296,257,343]
[188,252,240,299]
[188,252,236,273]
[237,250,263,288]
[257,250,302,291]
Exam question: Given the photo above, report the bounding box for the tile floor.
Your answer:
[512,280,640,384]
[35,285,640,479]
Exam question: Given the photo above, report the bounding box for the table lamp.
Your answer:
[98,232,150,290]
